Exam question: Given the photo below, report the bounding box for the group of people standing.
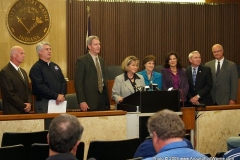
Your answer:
[0,35,238,114]
[112,44,239,107]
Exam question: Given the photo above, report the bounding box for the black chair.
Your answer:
[65,93,79,109]
[153,65,163,73]
[203,153,212,157]
[30,142,85,160]
[30,143,49,160]
[0,99,2,111]
[1,130,48,160]
[105,65,124,80]
[215,151,226,157]
[87,138,140,160]
[0,144,25,160]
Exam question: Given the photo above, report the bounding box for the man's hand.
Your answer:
[24,103,31,112]
[229,100,236,105]
[80,102,89,112]
[56,94,65,105]
[190,95,200,105]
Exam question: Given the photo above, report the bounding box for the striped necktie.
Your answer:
[192,68,196,85]
[95,57,103,93]
[18,68,24,80]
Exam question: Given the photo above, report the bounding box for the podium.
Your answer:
[117,90,180,113]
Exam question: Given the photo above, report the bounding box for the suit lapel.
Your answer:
[186,67,194,85]
[195,65,202,85]
[8,63,26,85]
[86,53,97,71]
[124,79,135,93]
[217,60,226,80]
[209,61,217,81]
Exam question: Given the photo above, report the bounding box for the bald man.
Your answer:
[205,44,238,105]
[0,46,32,114]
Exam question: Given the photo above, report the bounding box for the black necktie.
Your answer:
[216,61,220,78]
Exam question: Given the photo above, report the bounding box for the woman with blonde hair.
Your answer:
[112,56,145,104]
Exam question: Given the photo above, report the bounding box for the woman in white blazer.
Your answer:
[112,56,145,104]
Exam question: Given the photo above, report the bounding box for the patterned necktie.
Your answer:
[18,68,24,80]
[192,68,196,85]
[95,57,103,93]
[216,61,220,78]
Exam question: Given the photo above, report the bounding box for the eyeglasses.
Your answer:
[212,50,222,53]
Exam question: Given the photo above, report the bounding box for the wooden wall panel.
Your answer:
[0,0,67,78]
[67,1,239,80]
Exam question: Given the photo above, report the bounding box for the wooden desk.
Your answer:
[0,110,127,160]
[195,105,240,156]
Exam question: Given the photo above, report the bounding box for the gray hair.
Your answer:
[48,114,84,153]
[188,51,200,59]
[86,35,99,46]
[36,42,51,56]
[148,109,185,140]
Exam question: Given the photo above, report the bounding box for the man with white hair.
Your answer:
[30,42,66,113]
[185,51,213,106]
[0,46,32,114]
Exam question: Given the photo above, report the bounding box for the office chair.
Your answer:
[30,143,49,160]
[1,130,48,160]
[105,65,124,80]
[87,138,140,160]
[153,65,163,73]
[65,93,79,110]
[215,151,226,157]
[0,144,25,160]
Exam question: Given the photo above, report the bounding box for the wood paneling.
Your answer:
[67,1,239,80]
[0,0,67,78]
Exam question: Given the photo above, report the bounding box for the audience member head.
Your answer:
[48,114,84,156]
[10,46,25,66]
[163,51,182,69]
[147,109,185,152]
[212,44,224,61]
[188,51,201,68]
[142,55,156,71]
[36,42,51,62]
[121,56,140,73]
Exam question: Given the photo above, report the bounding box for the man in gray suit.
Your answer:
[205,44,238,105]
[74,35,110,111]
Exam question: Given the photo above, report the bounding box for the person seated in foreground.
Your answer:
[223,147,240,160]
[47,114,84,160]
[134,137,193,159]
[143,109,206,160]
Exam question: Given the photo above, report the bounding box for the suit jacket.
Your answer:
[160,68,189,102]
[112,73,145,104]
[205,59,238,105]
[0,63,32,114]
[138,70,162,89]
[185,65,213,105]
[74,53,110,110]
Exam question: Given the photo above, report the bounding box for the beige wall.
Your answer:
[0,0,67,78]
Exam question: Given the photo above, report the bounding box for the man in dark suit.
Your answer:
[205,44,238,105]
[186,51,213,106]
[74,35,110,111]
[0,46,32,114]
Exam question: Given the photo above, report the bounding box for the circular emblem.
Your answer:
[6,0,51,44]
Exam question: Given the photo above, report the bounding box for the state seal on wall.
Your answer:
[6,0,51,44]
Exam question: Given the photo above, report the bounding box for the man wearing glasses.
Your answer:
[205,44,238,105]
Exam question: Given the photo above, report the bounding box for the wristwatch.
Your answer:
[196,94,201,99]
